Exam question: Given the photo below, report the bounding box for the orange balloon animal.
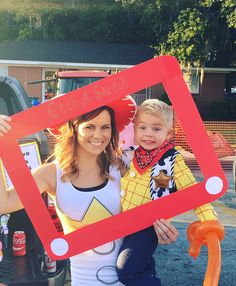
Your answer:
[187,221,224,286]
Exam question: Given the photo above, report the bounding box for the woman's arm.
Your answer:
[0,168,22,213]
[0,114,56,214]
[0,163,56,214]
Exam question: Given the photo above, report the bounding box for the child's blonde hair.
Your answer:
[136,99,173,129]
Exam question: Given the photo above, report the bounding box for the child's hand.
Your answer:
[153,218,179,245]
[0,115,12,136]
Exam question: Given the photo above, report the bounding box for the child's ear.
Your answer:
[167,128,174,140]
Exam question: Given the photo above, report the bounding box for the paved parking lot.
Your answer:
[156,171,236,286]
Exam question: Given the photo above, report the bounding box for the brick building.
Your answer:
[0,40,235,120]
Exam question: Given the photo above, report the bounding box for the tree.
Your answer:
[0,0,234,68]
[199,0,236,67]
[15,0,43,39]
[160,8,208,68]
[201,0,236,28]
[116,0,235,68]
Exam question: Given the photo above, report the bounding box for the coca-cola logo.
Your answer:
[13,237,25,244]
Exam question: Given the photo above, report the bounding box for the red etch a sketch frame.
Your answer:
[0,56,227,259]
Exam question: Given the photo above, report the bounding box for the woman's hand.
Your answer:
[0,115,11,136]
[153,219,179,245]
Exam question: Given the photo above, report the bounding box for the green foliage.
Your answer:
[160,8,208,67]
[0,12,18,41]
[0,0,234,68]
[40,5,146,43]
[200,0,236,28]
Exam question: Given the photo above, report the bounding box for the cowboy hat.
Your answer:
[47,95,136,136]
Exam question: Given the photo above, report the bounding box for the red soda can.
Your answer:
[44,252,56,273]
[13,231,26,256]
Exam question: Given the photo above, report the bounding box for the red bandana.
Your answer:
[133,141,175,174]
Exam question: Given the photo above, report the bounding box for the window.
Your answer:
[58,77,105,95]
[42,69,57,101]
[132,87,151,105]
[0,66,8,76]
[183,71,200,94]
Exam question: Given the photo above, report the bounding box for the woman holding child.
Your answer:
[0,97,222,286]
[0,96,178,286]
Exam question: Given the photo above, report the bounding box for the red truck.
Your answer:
[44,70,110,100]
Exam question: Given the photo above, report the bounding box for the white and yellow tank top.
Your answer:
[53,164,124,286]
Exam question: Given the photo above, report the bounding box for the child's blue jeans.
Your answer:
[116,226,161,286]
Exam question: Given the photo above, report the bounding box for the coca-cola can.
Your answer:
[44,252,56,273]
[13,231,26,256]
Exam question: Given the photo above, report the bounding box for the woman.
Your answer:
[0,96,178,286]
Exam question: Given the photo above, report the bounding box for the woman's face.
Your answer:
[76,110,112,157]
